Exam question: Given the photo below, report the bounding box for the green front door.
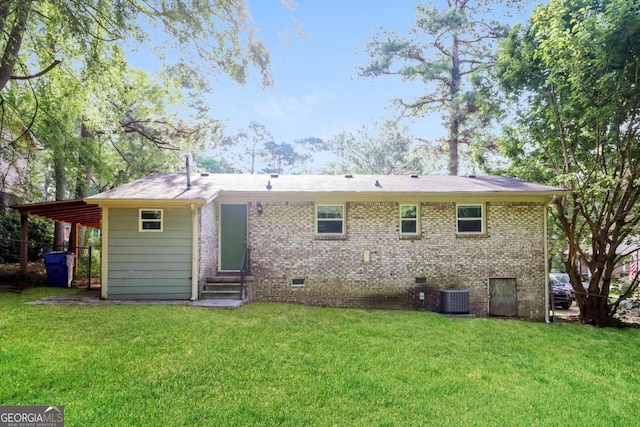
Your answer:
[220,204,247,271]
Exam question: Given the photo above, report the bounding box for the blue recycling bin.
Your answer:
[43,252,75,287]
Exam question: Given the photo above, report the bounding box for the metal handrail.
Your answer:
[240,247,251,300]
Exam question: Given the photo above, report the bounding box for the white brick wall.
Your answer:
[214,199,547,320]
[199,201,217,286]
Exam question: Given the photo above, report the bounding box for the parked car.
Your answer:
[550,273,578,297]
[549,275,573,309]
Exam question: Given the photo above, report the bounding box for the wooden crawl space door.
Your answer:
[489,278,517,317]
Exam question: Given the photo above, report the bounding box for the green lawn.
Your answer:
[1,288,639,426]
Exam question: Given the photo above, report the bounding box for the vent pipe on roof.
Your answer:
[186,155,192,190]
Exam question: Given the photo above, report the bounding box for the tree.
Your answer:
[220,121,272,174]
[198,157,240,174]
[496,0,640,325]
[261,141,309,175]
[0,0,280,93]
[91,69,222,189]
[360,1,510,175]
[323,121,423,175]
[218,122,312,174]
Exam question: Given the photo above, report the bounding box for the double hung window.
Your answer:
[456,204,484,234]
[316,205,344,235]
[400,204,419,235]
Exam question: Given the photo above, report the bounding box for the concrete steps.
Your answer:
[201,276,252,300]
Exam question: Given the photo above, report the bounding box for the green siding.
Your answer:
[109,270,190,279]
[109,238,192,248]
[109,230,191,239]
[108,208,192,299]
[109,254,192,264]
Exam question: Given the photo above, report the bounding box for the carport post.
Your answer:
[20,211,28,275]
[67,222,79,276]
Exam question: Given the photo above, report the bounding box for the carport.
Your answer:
[12,199,101,275]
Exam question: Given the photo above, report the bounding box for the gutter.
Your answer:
[544,204,550,323]
[190,203,199,301]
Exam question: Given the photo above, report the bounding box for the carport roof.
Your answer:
[13,199,101,229]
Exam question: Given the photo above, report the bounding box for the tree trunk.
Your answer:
[0,1,30,92]
[448,33,461,176]
[75,122,93,246]
[579,294,608,326]
[448,118,460,176]
[52,147,66,251]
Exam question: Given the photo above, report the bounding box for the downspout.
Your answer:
[101,207,109,299]
[190,203,199,301]
[544,198,554,324]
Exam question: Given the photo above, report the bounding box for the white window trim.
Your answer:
[139,209,163,232]
[315,204,345,235]
[456,203,484,234]
[399,203,420,236]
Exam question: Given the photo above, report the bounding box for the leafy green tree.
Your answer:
[91,69,221,189]
[496,0,640,325]
[0,0,279,93]
[261,141,309,175]
[323,121,423,175]
[198,157,240,174]
[218,122,312,174]
[220,121,272,174]
[0,209,52,263]
[360,1,510,175]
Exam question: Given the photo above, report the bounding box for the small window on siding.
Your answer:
[456,204,483,234]
[400,204,419,235]
[316,204,344,235]
[139,209,163,232]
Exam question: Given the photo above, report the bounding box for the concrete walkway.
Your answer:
[26,290,245,308]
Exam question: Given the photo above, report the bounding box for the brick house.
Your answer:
[87,173,566,320]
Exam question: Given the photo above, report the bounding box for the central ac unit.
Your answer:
[439,289,469,314]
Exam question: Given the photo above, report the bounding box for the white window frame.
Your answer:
[315,204,345,235]
[139,209,163,232]
[399,204,419,236]
[456,204,484,234]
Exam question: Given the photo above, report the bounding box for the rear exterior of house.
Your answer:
[89,173,565,320]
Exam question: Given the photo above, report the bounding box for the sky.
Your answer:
[208,1,424,144]
[128,1,537,170]
[206,1,442,146]
[203,1,536,145]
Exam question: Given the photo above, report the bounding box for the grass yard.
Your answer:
[1,288,640,426]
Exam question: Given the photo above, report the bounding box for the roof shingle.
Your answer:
[87,173,566,201]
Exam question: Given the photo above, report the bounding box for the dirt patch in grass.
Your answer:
[0,261,47,291]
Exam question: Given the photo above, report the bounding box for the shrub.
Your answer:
[0,209,53,263]
[76,247,101,280]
